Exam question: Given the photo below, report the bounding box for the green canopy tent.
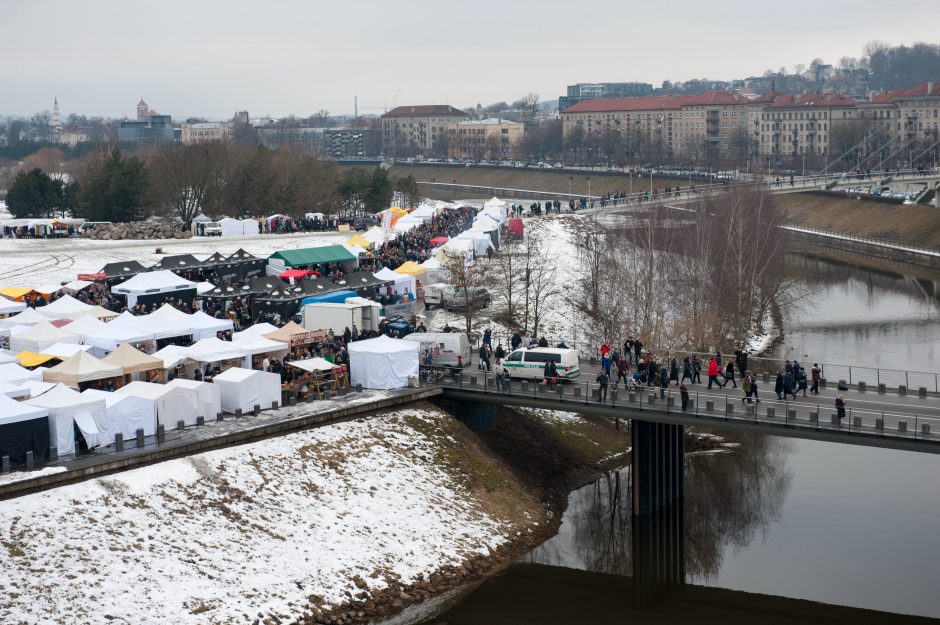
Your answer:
[268,245,357,268]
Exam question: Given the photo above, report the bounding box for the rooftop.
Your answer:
[382,105,468,118]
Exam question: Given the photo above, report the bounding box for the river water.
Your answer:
[415,254,940,623]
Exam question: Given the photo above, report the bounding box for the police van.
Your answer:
[501,347,580,380]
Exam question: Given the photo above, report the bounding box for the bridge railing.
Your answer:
[419,366,940,445]
[471,336,940,394]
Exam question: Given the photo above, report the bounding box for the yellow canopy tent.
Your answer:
[346,233,371,249]
[388,207,409,230]
[16,351,60,368]
[395,261,427,277]
[0,287,36,301]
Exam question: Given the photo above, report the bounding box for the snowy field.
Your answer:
[0,231,348,289]
[0,407,520,625]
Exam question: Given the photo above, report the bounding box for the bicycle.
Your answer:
[424,367,455,385]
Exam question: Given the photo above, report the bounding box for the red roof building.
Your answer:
[381,105,468,157]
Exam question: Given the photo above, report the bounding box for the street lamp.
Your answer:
[587,176,591,198]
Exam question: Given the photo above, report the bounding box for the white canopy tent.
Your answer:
[112,270,198,307]
[231,333,289,357]
[219,217,246,237]
[242,219,260,235]
[25,383,108,455]
[62,312,152,353]
[36,294,95,320]
[348,334,419,389]
[61,280,94,293]
[342,243,369,258]
[0,380,30,398]
[10,320,80,353]
[393,215,423,233]
[0,298,26,316]
[153,345,191,370]
[195,282,216,295]
[83,388,157,442]
[455,231,495,256]
[0,307,51,327]
[128,305,193,340]
[420,256,446,283]
[212,367,281,413]
[0,363,43,385]
[232,322,278,342]
[166,378,222,420]
[42,343,93,359]
[410,203,439,221]
[362,225,388,246]
[373,267,416,296]
[286,357,337,373]
[185,337,246,364]
[189,311,234,340]
[117,381,200,427]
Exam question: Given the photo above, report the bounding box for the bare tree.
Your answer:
[440,250,486,339]
[484,235,522,325]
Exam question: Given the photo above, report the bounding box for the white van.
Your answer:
[501,347,581,380]
[403,332,471,368]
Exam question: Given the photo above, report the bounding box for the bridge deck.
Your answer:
[431,367,940,454]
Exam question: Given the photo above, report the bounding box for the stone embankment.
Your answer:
[80,222,191,240]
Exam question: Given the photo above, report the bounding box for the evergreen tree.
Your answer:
[77,150,150,222]
[364,166,393,213]
[394,174,422,208]
[6,168,67,218]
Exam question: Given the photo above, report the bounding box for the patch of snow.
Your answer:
[0,465,67,486]
[0,408,520,624]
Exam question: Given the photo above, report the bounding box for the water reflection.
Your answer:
[776,254,940,372]
[523,433,793,582]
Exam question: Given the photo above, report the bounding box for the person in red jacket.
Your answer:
[707,357,723,389]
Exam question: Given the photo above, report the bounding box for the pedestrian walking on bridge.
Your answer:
[835,395,847,420]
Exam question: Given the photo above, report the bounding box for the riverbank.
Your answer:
[778,192,940,250]
[0,402,631,625]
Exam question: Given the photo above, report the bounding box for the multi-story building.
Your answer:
[563,86,940,168]
[558,82,654,111]
[181,122,234,144]
[446,118,524,160]
[325,127,382,158]
[562,91,755,164]
[757,93,858,158]
[117,98,174,145]
[380,105,468,157]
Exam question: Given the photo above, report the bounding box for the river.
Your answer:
[412,254,940,623]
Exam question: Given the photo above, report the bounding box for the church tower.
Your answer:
[137,97,149,120]
[52,97,61,130]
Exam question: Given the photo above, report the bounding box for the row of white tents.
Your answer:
[0,365,282,457]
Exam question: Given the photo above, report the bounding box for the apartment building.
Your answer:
[446,118,524,160]
[756,93,858,157]
[562,91,755,162]
[380,105,468,157]
[860,82,940,162]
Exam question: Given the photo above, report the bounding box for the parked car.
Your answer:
[353,216,379,231]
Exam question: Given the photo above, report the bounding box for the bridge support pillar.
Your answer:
[631,420,685,609]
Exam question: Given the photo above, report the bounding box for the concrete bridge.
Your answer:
[429,361,940,605]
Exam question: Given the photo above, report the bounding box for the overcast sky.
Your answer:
[2,0,937,120]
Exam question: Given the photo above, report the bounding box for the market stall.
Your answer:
[0,393,49,464]
[373,267,416,296]
[36,294,95,320]
[212,367,281,413]
[112,270,198,308]
[101,344,164,383]
[347,334,418,390]
[117,381,200,428]
[82,388,157,442]
[166,378,222,420]
[25,384,108,455]
[42,351,124,390]
[11,320,80,353]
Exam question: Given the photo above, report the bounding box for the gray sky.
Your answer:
[2,0,937,120]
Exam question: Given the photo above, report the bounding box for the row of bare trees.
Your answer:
[570,184,791,353]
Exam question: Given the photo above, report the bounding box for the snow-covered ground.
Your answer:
[0,231,348,289]
[0,407,523,625]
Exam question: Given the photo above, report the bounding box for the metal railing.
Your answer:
[467,336,940,394]
[419,366,940,446]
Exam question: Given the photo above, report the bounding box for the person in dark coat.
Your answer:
[835,395,847,420]
[775,371,784,400]
[724,360,737,388]
[659,365,670,398]
[495,343,506,360]
[680,383,690,411]
[510,332,522,350]
[783,371,797,400]
[669,358,679,386]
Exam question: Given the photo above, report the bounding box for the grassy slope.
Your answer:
[778,192,940,249]
[341,163,675,198]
